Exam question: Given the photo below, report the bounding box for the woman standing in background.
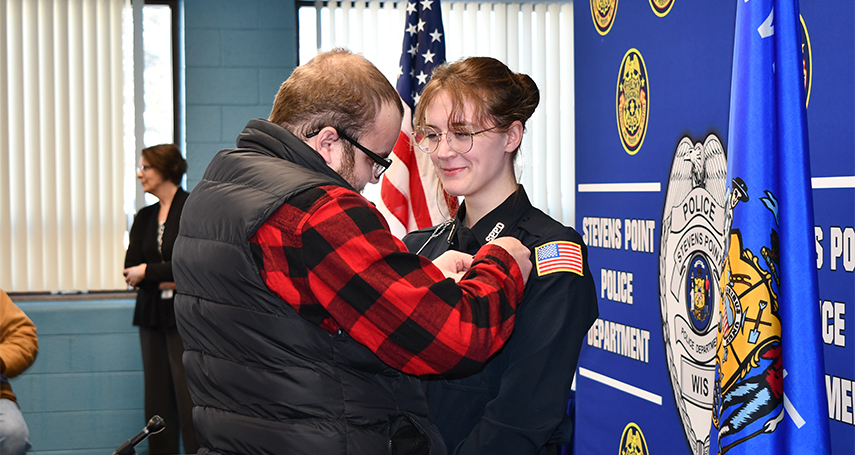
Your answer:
[403,57,599,455]
[123,144,197,454]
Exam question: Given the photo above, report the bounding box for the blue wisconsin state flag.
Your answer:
[712,1,831,454]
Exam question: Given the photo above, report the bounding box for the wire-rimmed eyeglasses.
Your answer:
[307,128,392,179]
[412,124,505,154]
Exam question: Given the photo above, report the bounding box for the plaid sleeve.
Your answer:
[250,185,524,376]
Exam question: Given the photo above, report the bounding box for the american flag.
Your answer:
[535,241,584,277]
[378,0,457,239]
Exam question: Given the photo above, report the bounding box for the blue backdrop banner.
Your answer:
[573,1,853,454]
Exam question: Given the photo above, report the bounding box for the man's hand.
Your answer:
[432,250,474,282]
[487,237,532,285]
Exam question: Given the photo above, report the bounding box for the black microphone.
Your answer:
[112,415,166,455]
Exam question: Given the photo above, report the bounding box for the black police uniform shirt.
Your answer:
[402,185,599,455]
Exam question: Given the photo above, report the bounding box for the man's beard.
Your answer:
[338,142,363,193]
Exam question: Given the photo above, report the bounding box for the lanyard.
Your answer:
[415,219,456,255]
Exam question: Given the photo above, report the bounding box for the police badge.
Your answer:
[659,134,727,455]
[590,0,618,36]
[799,14,812,108]
[619,422,650,455]
[616,49,649,155]
[649,0,674,17]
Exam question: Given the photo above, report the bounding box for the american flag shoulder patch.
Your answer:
[534,241,584,277]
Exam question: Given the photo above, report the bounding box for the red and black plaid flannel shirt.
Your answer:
[249,185,524,376]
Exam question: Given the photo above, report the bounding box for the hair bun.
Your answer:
[516,73,540,121]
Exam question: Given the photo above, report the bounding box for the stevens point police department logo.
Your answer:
[659,134,727,455]
[800,15,812,107]
[649,0,674,17]
[619,422,649,455]
[616,49,649,155]
[590,0,618,35]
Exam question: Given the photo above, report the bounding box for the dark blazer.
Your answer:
[125,188,189,328]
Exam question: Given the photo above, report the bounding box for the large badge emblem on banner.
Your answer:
[659,134,727,455]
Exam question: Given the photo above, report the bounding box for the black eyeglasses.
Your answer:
[307,128,392,179]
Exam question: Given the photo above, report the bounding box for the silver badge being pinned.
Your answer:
[485,222,505,242]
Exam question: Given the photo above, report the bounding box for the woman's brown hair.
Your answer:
[141,144,187,185]
[414,56,540,160]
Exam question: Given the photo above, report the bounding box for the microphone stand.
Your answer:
[112,415,166,455]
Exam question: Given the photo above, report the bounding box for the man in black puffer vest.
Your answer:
[173,49,533,455]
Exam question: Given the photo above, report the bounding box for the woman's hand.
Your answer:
[123,263,147,287]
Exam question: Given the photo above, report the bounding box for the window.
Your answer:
[0,0,129,293]
[0,0,179,293]
[130,1,180,210]
[141,4,176,146]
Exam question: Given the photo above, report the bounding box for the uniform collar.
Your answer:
[453,186,533,250]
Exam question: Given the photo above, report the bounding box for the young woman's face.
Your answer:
[423,91,514,198]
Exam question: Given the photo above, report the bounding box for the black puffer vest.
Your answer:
[174,119,444,455]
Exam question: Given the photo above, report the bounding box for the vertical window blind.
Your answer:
[302,1,576,226]
[0,0,129,293]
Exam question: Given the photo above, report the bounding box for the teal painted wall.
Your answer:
[12,298,145,455]
[183,0,298,190]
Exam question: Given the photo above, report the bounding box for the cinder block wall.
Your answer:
[12,298,146,455]
[183,0,297,190]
